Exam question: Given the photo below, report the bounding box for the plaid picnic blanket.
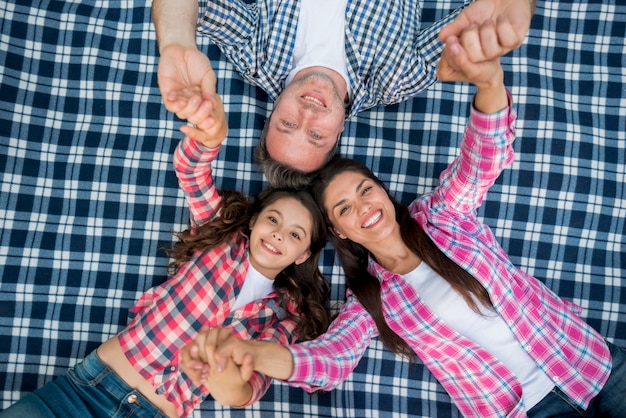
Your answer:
[0,0,624,416]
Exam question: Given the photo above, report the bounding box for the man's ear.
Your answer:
[294,250,312,265]
[329,226,347,240]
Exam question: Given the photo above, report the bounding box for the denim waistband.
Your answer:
[68,349,169,418]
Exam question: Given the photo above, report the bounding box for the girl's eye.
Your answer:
[268,216,278,224]
[290,232,301,240]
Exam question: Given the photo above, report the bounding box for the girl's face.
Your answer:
[248,197,313,279]
[323,170,397,247]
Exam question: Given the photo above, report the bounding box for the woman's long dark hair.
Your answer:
[312,158,492,360]
[167,188,331,341]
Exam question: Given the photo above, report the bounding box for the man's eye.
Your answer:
[311,132,321,139]
[284,121,296,128]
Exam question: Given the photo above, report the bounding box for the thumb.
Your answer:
[439,13,470,43]
[239,354,255,382]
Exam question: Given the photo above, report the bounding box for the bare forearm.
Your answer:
[473,69,507,114]
[251,341,294,380]
[152,0,199,52]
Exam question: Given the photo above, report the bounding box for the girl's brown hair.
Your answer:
[167,188,331,340]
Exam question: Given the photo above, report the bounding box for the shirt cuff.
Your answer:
[470,89,516,136]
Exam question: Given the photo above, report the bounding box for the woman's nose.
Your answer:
[358,201,371,216]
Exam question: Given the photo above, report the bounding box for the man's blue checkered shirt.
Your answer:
[197,0,465,118]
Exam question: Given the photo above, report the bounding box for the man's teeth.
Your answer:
[302,95,324,106]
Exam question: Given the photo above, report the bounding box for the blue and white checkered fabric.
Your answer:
[0,0,624,416]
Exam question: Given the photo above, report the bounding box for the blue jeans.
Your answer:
[0,350,168,418]
[528,341,626,418]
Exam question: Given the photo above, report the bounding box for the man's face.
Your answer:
[266,72,346,173]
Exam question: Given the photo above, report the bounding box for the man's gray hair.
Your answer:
[254,115,339,189]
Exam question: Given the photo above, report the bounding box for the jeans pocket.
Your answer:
[66,351,108,387]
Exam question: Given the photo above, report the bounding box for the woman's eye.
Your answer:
[339,206,349,216]
[361,186,372,195]
[268,216,278,224]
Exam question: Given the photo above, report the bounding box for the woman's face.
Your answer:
[248,197,313,279]
[322,170,397,247]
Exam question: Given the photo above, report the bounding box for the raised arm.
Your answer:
[430,33,515,215]
[173,90,228,226]
[152,0,219,130]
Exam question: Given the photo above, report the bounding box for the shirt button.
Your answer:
[524,345,531,352]
[553,376,560,383]
[170,366,176,371]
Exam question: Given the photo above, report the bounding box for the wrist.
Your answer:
[158,33,198,55]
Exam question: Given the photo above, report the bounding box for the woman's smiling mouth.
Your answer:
[361,210,382,228]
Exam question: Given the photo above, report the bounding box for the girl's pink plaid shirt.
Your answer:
[118,137,301,417]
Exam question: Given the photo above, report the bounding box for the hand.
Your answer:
[180,328,253,406]
[439,0,534,62]
[158,44,217,121]
[194,328,258,382]
[179,335,211,386]
[158,44,228,147]
[178,87,228,149]
[437,28,503,88]
[437,34,507,114]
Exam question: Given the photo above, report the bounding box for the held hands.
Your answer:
[158,44,228,148]
[437,34,507,114]
[179,328,253,406]
[437,30,503,89]
[439,0,534,63]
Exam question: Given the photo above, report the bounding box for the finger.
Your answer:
[495,14,525,52]
[199,70,218,102]
[200,363,210,382]
[213,328,235,372]
[186,100,217,128]
[239,353,254,382]
[458,24,486,63]
[438,13,471,43]
[192,328,211,363]
[202,328,220,371]
[477,20,502,61]
[437,37,467,83]
[175,94,205,121]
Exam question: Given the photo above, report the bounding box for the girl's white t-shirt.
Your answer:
[231,261,275,311]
